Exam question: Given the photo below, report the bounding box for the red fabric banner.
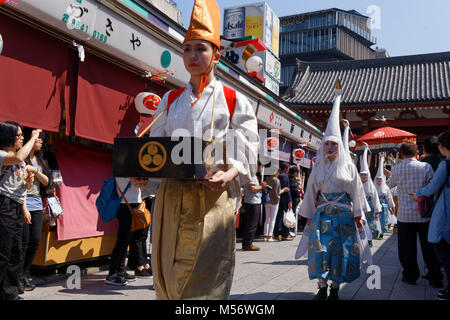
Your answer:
[75,52,168,144]
[0,12,71,132]
[53,138,118,241]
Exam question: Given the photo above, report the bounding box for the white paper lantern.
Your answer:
[135,92,161,115]
[265,137,279,151]
[293,148,305,160]
[246,55,263,73]
[349,140,356,148]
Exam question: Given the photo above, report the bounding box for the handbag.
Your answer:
[417,159,449,218]
[131,201,151,232]
[261,190,270,204]
[96,177,130,223]
[116,186,151,232]
[47,195,63,217]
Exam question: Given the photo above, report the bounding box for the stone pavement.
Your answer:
[24,230,444,300]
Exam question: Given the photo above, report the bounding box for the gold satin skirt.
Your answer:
[151,179,236,300]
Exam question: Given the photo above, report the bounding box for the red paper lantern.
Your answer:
[312,157,316,164]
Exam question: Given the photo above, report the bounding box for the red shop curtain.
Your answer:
[75,52,168,144]
[0,12,72,132]
[53,138,118,241]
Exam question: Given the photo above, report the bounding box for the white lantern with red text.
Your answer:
[293,148,305,160]
[134,92,161,115]
[265,137,279,151]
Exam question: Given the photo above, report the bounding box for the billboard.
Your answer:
[220,42,280,95]
[223,2,280,57]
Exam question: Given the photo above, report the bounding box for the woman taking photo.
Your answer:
[0,121,41,300]
[20,130,51,292]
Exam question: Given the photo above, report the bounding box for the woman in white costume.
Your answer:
[138,0,259,299]
[298,80,367,300]
[374,155,396,238]
[359,145,383,244]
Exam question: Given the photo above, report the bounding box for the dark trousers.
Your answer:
[274,203,290,238]
[108,203,136,275]
[0,195,23,300]
[21,210,43,277]
[434,239,450,290]
[127,225,150,269]
[241,203,261,247]
[397,221,443,283]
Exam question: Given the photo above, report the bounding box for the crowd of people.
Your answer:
[0,122,154,299]
[1,0,449,302]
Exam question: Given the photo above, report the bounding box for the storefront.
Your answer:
[0,0,322,268]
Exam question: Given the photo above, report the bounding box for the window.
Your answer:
[332,28,337,49]
[281,65,296,87]
[314,30,319,51]
[302,32,307,52]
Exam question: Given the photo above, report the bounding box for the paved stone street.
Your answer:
[24,230,443,300]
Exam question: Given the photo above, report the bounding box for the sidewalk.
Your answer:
[23,230,443,300]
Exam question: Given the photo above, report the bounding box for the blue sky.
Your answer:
[175,0,450,57]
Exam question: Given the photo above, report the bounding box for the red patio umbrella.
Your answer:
[355,127,416,154]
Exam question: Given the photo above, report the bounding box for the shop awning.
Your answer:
[0,12,71,131]
[53,138,117,241]
[75,52,168,144]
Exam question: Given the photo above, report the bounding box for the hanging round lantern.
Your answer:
[348,140,356,148]
[312,157,317,165]
[246,55,263,73]
[293,148,305,160]
[135,92,161,115]
[265,137,279,151]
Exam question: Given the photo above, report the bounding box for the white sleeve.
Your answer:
[226,91,259,186]
[347,164,365,218]
[371,186,382,213]
[386,188,395,209]
[149,91,170,138]
[299,169,318,219]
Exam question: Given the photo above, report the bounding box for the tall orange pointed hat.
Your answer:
[184,0,221,49]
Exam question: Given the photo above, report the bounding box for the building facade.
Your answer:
[283,52,450,145]
[280,8,376,92]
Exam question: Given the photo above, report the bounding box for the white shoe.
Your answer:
[289,232,296,237]
[267,238,275,242]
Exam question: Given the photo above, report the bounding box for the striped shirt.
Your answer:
[386,158,434,223]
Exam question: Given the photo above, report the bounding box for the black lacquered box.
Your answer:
[113,137,224,179]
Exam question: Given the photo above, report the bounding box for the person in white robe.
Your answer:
[374,155,396,236]
[134,0,259,299]
[359,145,383,243]
[296,80,367,300]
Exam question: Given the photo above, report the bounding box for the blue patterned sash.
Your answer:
[307,192,360,283]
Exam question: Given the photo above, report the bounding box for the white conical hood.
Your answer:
[342,119,350,154]
[311,78,352,190]
[374,155,389,195]
[360,144,370,174]
[376,155,385,179]
[324,79,343,142]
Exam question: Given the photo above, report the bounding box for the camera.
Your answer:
[265,185,272,191]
